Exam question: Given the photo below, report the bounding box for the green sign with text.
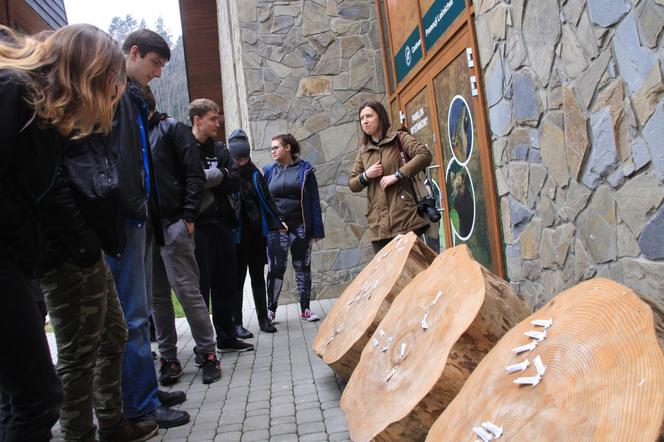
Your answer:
[423,0,465,50]
[394,27,423,83]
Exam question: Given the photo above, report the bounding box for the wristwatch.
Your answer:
[394,170,404,181]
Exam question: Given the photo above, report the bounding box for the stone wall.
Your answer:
[473,0,664,324]
[219,0,386,303]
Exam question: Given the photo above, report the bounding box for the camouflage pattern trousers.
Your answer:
[37,256,128,441]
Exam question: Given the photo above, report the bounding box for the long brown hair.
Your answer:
[0,24,125,138]
[358,100,391,146]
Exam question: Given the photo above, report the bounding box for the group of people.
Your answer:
[0,24,326,442]
[0,18,432,442]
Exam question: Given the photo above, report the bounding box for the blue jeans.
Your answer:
[106,220,159,419]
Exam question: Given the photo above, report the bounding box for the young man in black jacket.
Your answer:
[104,29,189,429]
[142,87,221,385]
[189,99,254,352]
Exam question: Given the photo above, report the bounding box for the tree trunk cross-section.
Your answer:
[341,244,530,441]
[313,232,437,380]
[427,278,664,442]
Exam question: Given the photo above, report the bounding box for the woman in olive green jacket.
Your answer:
[349,101,432,253]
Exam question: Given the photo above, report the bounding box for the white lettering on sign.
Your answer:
[425,0,454,37]
[411,116,428,135]
[411,38,422,54]
[411,108,425,123]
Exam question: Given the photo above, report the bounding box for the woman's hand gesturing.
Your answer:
[365,161,383,179]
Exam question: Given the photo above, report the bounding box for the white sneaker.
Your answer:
[301,308,320,322]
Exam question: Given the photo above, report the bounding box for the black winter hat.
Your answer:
[228,129,251,158]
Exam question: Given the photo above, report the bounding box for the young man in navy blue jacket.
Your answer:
[106,29,189,429]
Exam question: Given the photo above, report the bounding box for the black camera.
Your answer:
[417,195,441,223]
[415,177,441,223]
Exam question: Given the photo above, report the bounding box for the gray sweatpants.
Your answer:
[152,219,216,359]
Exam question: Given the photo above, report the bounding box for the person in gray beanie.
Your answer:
[229,129,284,334]
[228,129,251,159]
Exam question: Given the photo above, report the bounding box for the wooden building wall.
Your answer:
[1,0,67,32]
[179,0,224,135]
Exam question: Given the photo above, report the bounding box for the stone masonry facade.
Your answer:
[218,0,664,335]
[219,0,385,304]
[473,0,664,337]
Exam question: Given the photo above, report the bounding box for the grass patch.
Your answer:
[171,291,185,318]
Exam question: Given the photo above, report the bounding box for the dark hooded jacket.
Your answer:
[148,112,204,224]
[0,69,112,274]
[109,80,164,244]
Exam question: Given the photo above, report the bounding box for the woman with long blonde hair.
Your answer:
[0,24,158,442]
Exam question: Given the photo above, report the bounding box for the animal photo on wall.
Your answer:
[445,159,475,241]
[447,95,473,164]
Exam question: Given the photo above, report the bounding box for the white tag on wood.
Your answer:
[531,318,553,329]
[533,355,546,377]
[505,358,529,374]
[514,375,541,386]
[512,341,537,354]
[481,421,503,438]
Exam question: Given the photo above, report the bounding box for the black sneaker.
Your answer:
[157,390,186,407]
[259,319,277,333]
[234,325,254,339]
[194,352,221,384]
[217,338,254,353]
[99,416,158,441]
[132,405,190,429]
[158,358,182,386]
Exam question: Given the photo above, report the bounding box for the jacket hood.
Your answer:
[148,112,168,129]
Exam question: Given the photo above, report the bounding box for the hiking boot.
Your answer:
[194,352,222,384]
[132,406,189,429]
[157,390,186,407]
[158,358,182,386]
[234,325,254,339]
[217,338,254,353]
[99,416,158,441]
[301,308,320,322]
[259,318,277,333]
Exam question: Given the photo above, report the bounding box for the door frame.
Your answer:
[377,1,505,277]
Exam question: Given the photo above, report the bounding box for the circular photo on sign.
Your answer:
[447,95,473,164]
[445,159,475,242]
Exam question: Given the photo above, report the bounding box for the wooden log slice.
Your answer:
[340,244,530,441]
[426,278,664,442]
[313,232,436,380]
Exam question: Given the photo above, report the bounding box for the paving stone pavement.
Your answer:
[47,291,350,442]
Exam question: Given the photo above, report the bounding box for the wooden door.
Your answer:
[397,26,504,275]
[430,34,502,274]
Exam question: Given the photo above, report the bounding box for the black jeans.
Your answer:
[235,228,269,324]
[0,268,62,442]
[194,222,239,341]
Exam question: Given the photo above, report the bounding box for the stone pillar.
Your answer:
[217,0,250,136]
[217,0,387,303]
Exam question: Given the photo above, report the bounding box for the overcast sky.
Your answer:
[64,0,183,37]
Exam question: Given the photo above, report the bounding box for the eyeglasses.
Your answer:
[270,145,282,152]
